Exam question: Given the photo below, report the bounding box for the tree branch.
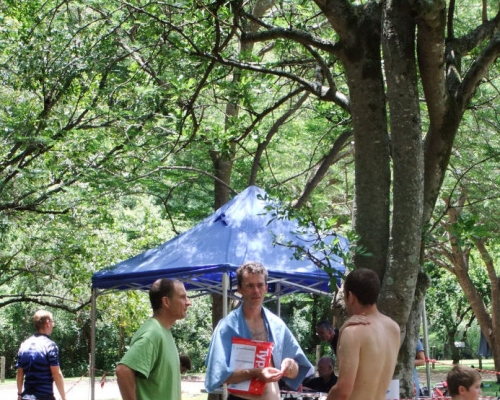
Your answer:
[242,27,340,56]
[0,294,90,312]
[457,32,500,110]
[416,0,448,130]
[293,130,353,209]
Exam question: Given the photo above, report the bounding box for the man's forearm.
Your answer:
[226,366,283,385]
[50,367,66,400]
[225,368,260,384]
[53,375,66,400]
[116,364,138,400]
[16,369,24,396]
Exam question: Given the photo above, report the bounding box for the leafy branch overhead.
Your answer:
[1,0,500,390]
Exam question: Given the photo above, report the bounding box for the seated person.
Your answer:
[302,356,337,393]
[316,321,339,355]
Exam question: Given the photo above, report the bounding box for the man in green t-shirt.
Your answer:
[116,278,192,400]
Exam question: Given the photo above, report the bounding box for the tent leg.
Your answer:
[222,272,228,318]
[276,283,281,317]
[90,288,97,400]
[422,298,431,392]
[222,272,228,400]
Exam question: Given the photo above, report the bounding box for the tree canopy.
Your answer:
[1,0,500,392]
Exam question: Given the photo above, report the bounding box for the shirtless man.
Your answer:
[327,268,400,400]
[205,261,313,400]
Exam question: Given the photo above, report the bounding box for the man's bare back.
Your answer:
[335,312,400,400]
[326,268,401,400]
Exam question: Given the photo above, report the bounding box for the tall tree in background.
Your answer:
[3,0,500,393]
[427,137,500,381]
[164,0,500,393]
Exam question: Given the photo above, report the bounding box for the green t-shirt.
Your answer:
[119,318,181,400]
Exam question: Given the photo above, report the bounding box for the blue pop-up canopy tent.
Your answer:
[92,185,348,296]
[89,185,348,399]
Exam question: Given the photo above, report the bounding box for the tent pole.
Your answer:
[222,272,228,317]
[222,272,228,400]
[276,282,281,317]
[422,298,431,392]
[90,288,97,400]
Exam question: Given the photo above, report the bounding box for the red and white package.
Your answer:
[227,337,274,396]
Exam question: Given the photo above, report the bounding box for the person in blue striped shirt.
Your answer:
[16,310,66,400]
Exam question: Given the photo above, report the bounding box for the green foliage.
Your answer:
[424,260,491,360]
[425,265,469,345]
[269,293,336,363]
[172,296,213,372]
[0,193,190,378]
[1,305,93,378]
[1,0,500,384]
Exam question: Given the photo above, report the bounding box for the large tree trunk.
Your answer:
[209,150,234,400]
[381,0,426,394]
[315,1,424,396]
[213,0,500,393]
[474,239,500,383]
[330,2,391,281]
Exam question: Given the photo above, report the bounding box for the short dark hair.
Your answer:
[446,365,481,396]
[149,278,180,310]
[316,320,334,331]
[343,268,380,305]
[34,310,53,331]
[236,261,268,287]
[180,355,192,371]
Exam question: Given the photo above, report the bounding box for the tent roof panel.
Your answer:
[92,186,347,295]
